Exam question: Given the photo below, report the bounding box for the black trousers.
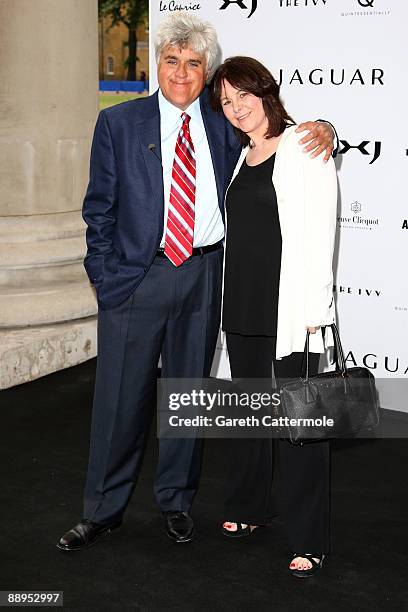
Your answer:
[83,248,223,524]
[224,333,330,554]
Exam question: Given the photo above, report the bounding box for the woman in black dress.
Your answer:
[209,57,337,577]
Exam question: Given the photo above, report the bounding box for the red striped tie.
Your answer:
[164,112,196,266]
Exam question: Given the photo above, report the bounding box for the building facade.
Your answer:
[99,15,149,81]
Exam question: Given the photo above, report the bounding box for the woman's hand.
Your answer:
[306,326,321,334]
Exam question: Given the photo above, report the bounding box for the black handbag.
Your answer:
[278,324,379,444]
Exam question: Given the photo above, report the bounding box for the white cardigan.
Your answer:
[223,124,337,359]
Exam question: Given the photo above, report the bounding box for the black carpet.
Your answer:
[1,360,407,612]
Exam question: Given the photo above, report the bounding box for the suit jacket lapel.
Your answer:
[200,89,226,207]
[136,91,164,206]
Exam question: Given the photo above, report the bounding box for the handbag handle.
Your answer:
[302,323,347,380]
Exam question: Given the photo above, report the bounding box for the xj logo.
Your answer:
[358,0,374,7]
[338,140,382,165]
[219,0,258,18]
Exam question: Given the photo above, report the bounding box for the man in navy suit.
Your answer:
[57,14,335,550]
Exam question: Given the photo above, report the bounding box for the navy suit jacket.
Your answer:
[82,88,241,309]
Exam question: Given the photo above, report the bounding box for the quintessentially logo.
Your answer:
[338,140,382,164]
[277,68,384,87]
[337,201,380,230]
[219,0,257,18]
[341,0,390,18]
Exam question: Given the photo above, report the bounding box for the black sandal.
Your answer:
[221,522,260,538]
[289,553,325,578]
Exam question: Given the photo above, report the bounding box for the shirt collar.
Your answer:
[158,89,202,134]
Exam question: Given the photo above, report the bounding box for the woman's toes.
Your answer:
[223,522,237,532]
[290,556,313,571]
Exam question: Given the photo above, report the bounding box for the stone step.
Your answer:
[0,211,86,243]
[0,316,97,390]
[0,261,87,286]
[0,281,97,327]
[0,236,86,268]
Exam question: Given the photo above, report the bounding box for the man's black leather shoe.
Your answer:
[164,511,194,543]
[56,519,121,551]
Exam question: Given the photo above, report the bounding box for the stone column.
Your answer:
[0,0,99,388]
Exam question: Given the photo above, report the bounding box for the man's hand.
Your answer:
[296,121,334,162]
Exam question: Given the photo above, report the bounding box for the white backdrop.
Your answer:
[149,0,408,412]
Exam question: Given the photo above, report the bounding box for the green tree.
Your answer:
[99,0,148,81]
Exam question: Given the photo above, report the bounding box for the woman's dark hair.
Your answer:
[209,56,294,146]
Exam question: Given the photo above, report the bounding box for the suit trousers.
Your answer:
[224,333,330,554]
[83,248,223,524]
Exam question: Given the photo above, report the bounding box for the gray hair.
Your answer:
[154,13,220,78]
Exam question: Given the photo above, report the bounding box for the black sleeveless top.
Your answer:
[222,152,282,336]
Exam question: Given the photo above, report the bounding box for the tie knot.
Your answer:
[181,112,191,125]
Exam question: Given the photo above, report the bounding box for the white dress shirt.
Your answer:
[158,90,224,248]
